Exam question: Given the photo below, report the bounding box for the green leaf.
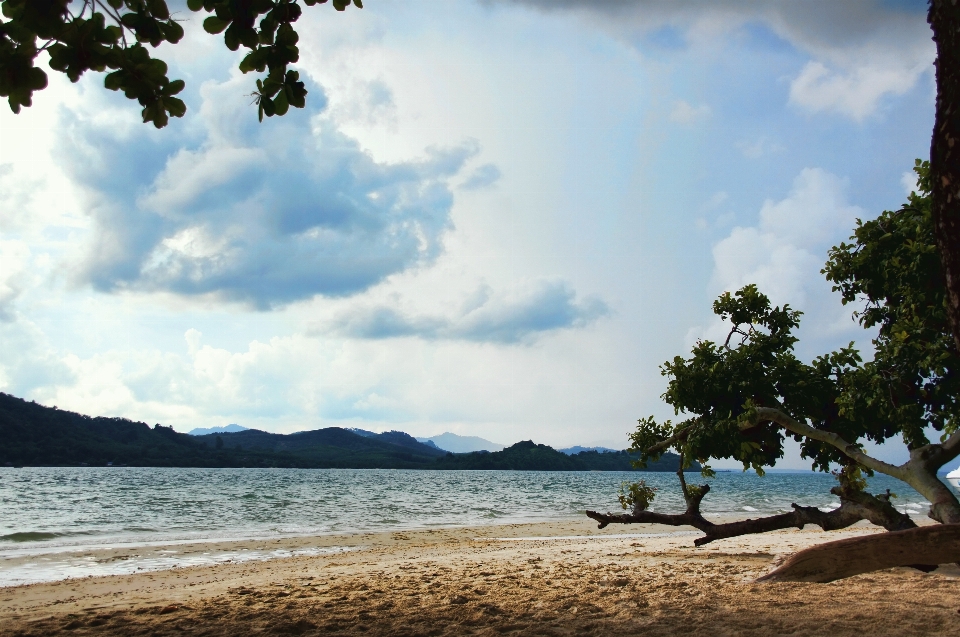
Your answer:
[238,51,262,74]
[161,21,185,44]
[239,27,260,50]
[166,96,187,118]
[261,97,276,117]
[203,16,231,35]
[164,79,185,95]
[273,88,289,116]
[147,0,171,20]
[104,71,124,91]
[224,26,240,51]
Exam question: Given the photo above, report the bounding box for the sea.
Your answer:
[0,467,938,587]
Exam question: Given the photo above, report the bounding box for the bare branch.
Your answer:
[587,487,915,547]
[722,324,739,349]
[721,323,755,350]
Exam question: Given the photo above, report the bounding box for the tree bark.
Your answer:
[929,0,960,352]
[758,523,960,583]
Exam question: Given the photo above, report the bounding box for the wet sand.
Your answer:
[2,518,959,636]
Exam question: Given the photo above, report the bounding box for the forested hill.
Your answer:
[0,392,688,471]
[0,393,445,468]
[431,441,694,472]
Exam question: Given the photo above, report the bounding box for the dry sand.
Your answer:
[2,518,959,636]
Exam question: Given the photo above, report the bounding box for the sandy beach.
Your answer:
[2,518,958,636]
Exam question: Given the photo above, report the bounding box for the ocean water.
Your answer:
[0,467,936,586]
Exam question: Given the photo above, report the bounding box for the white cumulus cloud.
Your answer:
[789,60,928,121]
[323,279,609,344]
[58,74,480,309]
[691,167,866,347]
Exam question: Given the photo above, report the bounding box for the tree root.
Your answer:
[757,523,960,583]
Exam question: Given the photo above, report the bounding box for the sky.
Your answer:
[0,0,939,468]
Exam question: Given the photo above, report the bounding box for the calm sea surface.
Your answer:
[0,467,937,586]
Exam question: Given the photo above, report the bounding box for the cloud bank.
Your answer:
[324,279,609,343]
[490,0,934,121]
[690,167,867,347]
[711,168,863,305]
[60,75,477,309]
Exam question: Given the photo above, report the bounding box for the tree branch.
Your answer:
[587,487,915,547]
[937,428,960,462]
[749,407,907,480]
[747,407,960,523]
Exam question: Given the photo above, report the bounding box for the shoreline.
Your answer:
[2,518,958,636]
[0,513,932,588]
[0,517,714,588]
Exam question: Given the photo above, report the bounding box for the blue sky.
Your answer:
[0,0,938,467]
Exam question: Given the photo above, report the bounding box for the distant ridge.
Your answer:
[192,427,447,467]
[416,432,504,453]
[0,392,689,471]
[0,393,444,468]
[187,424,249,436]
[558,446,617,455]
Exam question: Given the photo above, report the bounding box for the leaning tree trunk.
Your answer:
[758,523,960,583]
[929,0,960,352]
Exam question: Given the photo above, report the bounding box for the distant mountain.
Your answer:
[1,393,230,467]
[0,393,442,468]
[0,392,691,472]
[187,424,249,436]
[192,427,447,467]
[416,432,504,453]
[558,446,617,455]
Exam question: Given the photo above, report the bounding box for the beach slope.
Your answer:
[2,519,958,636]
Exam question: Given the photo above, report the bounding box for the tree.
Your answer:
[587,161,960,581]
[928,0,960,353]
[586,0,960,581]
[0,0,361,128]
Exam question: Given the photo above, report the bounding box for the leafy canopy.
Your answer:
[0,0,362,128]
[630,161,958,477]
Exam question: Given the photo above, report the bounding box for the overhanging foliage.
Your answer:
[0,0,361,127]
